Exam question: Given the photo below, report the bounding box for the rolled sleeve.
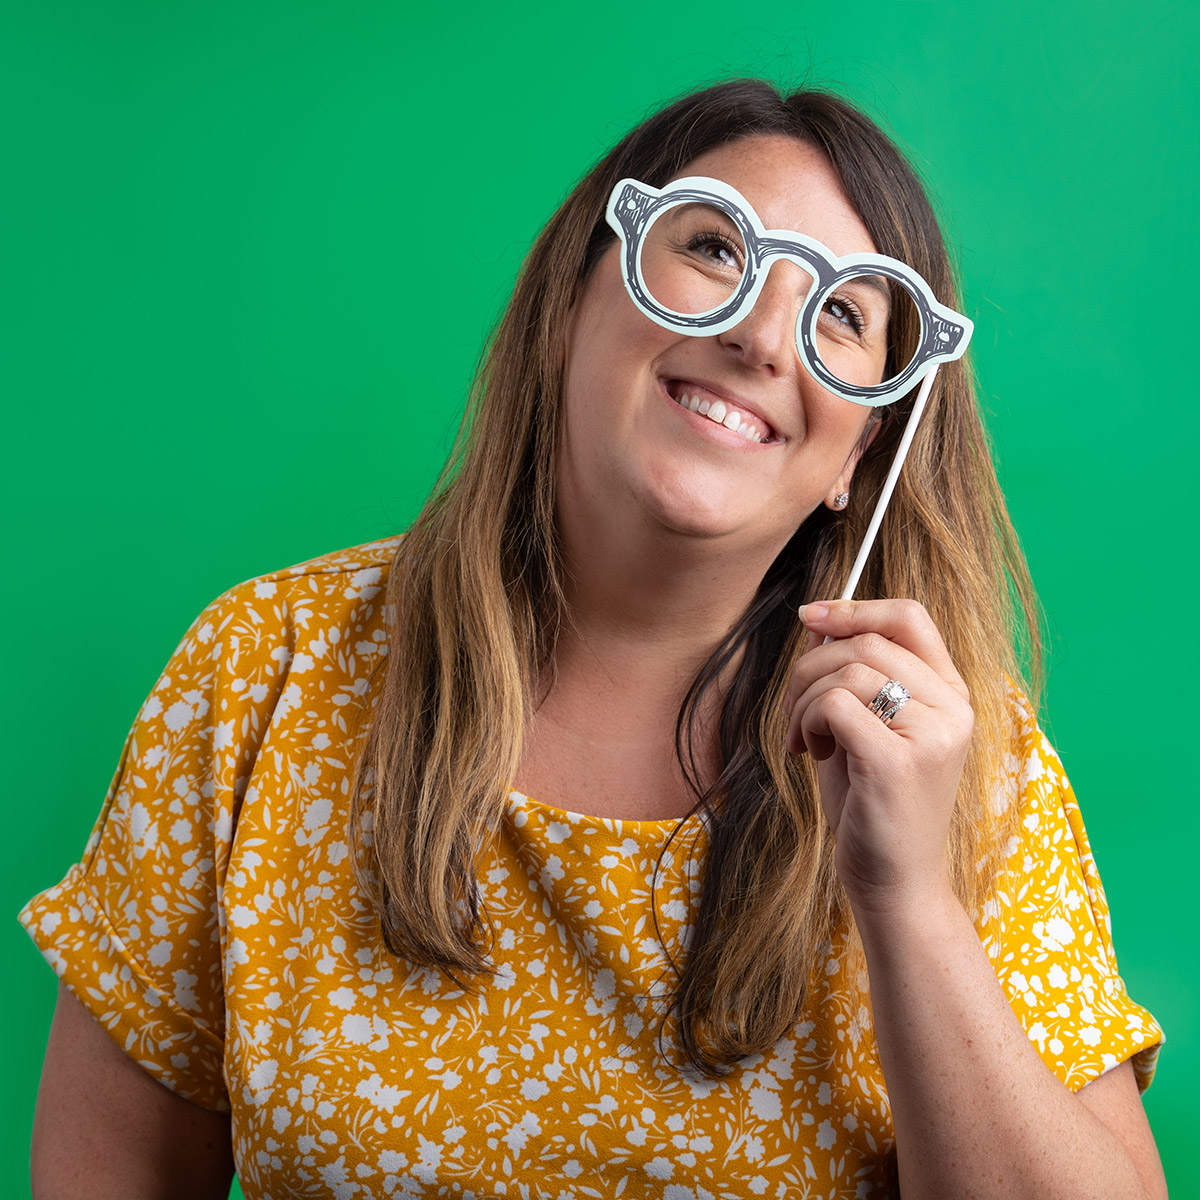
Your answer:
[20,577,293,1112]
[981,699,1163,1094]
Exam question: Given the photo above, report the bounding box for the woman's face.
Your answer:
[558,134,884,562]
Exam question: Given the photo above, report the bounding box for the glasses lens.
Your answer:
[812,273,920,392]
[639,202,748,317]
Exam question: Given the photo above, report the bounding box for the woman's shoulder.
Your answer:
[121,534,405,829]
[198,536,402,623]
[167,536,403,674]
[990,680,1089,882]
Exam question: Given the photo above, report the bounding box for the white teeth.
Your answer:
[672,387,768,445]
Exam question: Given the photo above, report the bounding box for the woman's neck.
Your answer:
[513,506,784,820]
[555,495,782,667]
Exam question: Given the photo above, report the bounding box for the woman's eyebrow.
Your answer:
[861,276,894,312]
[664,201,738,223]
[854,274,891,297]
[825,272,893,312]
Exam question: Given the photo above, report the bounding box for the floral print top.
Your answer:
[20,538,1162,1199]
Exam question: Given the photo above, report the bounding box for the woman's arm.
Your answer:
[32,983,235,1200]
[855,881,1166,1199]
[786,599,1167,1200]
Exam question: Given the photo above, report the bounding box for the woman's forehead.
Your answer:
[670,134,878,259]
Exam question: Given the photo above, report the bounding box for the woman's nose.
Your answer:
[716,261,808,373]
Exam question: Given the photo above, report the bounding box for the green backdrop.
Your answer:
[4,1,1196,1195]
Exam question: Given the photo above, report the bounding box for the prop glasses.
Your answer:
[604,174,976,601]
[605,175,972,408]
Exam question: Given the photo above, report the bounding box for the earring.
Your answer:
[832,492,850,510]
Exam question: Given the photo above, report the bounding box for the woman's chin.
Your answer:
[633,480,801,549]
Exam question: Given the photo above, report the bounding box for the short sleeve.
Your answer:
[980,695,1163,1094]
[19,578,293,1112]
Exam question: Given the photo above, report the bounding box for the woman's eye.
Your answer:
[686,231,743,271]
[824,296,865,335]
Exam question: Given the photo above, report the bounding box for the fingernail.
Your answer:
[799,602,828,625]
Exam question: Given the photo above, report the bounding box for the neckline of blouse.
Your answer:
[505,789,706,836]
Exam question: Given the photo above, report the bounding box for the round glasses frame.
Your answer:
[605,175,974,408]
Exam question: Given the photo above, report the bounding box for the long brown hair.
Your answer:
[349,79,1040,1074]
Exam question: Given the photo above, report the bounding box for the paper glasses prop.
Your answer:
[604,175,975,601]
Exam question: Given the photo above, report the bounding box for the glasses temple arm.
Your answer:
[819,365,939,642]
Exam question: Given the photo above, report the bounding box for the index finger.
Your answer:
[799,598,966,690]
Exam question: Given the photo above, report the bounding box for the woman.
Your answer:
[25,80,1165,1198]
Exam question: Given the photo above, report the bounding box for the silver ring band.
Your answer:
[868,679,910,725]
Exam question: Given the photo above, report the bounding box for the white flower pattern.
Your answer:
[20,539,1162,1198]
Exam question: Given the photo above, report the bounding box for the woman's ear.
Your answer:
[824,413,882,511]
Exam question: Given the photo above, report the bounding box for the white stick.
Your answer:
[840,365,939,601]
[819,366,939,643]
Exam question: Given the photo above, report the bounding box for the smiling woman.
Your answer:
[559,138,890,550]
[22,79,1165,1199]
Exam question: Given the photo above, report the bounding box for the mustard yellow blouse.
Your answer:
[20,539,1162,1199]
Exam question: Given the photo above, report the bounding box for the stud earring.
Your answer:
[833,492,850,510]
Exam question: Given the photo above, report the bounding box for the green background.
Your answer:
[4,1,1196,1195]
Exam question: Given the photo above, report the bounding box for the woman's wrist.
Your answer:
[846,868,964,954]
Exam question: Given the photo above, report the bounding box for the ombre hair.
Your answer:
[349,79,1040,1074]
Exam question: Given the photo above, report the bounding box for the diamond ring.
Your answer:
[868,680,910,725]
